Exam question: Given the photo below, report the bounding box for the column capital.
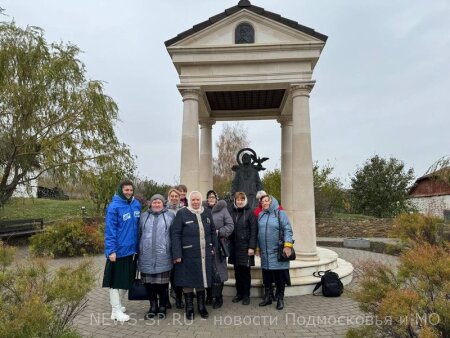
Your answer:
[178,86,201,102]
[199,118,216,128]
[290,82,315,98]
[277,116,293,127]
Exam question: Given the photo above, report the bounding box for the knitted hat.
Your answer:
[149,194,165,204]
[256,190,267,201]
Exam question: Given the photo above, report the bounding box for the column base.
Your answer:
[297,252,320,261]
[224,247,353,297]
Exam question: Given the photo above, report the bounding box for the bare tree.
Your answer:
[213,123,249,196]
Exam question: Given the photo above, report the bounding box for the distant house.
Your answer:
[12,180,38,198]
[409,168,450,218]
[7,171,38,198]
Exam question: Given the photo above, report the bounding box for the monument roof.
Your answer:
[165,0,328,47]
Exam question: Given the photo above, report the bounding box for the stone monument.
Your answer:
[231,148,267,208]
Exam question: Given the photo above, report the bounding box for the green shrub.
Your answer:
[30,218,104,258]
[0,241,95,337]
[260,164,346,216]
[348,243,450,338]
[390,213,446,248]
[262,169,281,203]
[349,155,415,217]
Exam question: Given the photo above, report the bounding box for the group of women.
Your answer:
[103,180,294,322]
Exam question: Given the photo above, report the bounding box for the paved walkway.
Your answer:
[39,247,398,338]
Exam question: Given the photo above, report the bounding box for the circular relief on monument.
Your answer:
[236,148,257,166]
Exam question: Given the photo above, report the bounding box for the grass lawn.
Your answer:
[0,198,101,222]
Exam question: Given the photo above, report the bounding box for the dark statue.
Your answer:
[231,148,268,209]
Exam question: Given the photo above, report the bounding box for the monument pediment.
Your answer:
[167,10,324,48]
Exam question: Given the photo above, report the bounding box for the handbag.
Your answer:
[128,261,149,301]
[276,210,296,261]
[211,256,223,299]
[219,237,231,258]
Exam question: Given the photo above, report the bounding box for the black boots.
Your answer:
[232,294,243,303]
[259,287,273,306]
[276,287,285,310]
[213,295,223,309]
[205,287,213,305]
[158,305,167,319]
[184,292,195,320]
[184,290,209,320]
[212,283,224,309]
[196,290,209,319]
[145,300,158,320]
[175,286,184,309]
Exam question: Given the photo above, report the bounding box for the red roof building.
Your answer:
[409,168,450,218]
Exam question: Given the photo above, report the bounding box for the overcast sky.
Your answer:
[3,0,449,187]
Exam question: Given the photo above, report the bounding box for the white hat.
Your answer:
[256,190,267,201]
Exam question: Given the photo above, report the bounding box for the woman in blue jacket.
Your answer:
[102,180,141,322]
[139,194,175,320]
[257,195,293,310]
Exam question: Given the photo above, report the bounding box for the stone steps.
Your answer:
[223,247,354,297]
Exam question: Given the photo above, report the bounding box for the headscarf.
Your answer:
[187,191,204,214]
[233,191,248,209]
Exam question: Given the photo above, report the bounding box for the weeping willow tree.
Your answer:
[0,18,134,206]
[425,156,450,183]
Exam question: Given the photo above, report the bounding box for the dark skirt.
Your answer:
[102,254,135,290]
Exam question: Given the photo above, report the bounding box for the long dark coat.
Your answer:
[204,200,234,282]
[228,203,258,267]
[171,207,217,289]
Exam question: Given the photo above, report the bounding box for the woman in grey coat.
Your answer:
[203,190,234,309]
[139,194,175,320]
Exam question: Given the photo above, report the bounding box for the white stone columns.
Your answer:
[290,83,319,261]
[278,117,293,221]
[179,88,201,192]
[199,119,215,197]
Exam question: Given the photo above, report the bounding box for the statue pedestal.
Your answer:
[223,247,353,297]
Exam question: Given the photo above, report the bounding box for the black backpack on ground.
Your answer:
[312,270,343,297]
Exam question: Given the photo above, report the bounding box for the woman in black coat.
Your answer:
[171,191,217,320]
[228,192,258,305]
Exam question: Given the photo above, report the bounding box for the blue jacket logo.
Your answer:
[134,211,140,218]
[123,213,131,221]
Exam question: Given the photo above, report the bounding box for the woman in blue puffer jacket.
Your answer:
[138,194,175,320]
[256,194,293,310]
[102,180,141,322]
